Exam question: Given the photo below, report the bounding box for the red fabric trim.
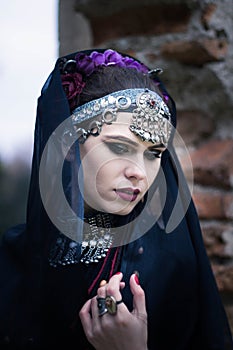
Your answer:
[109,247,120,278]
[88,248,112,295]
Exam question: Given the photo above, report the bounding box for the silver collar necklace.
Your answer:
[49,212,113,267]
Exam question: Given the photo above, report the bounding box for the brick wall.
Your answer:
[59,0,233,332]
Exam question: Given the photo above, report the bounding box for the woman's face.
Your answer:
[79,112,165,216]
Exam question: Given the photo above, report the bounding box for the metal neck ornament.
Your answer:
[72,88,172,146]
[48,213,113,267]
[80,213,113,265]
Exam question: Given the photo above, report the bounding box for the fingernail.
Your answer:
[134,274,140,285]
[99,279,107,287]
[115,271,122,275]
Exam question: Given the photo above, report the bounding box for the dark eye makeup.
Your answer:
[144,149,162,160]
[104,142,129,155]
[104,141,163,160]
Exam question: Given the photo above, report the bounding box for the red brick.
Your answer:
[190,139,233,189]
[161,38,228,66]
[202,223,233,259]
[176,109,215,145]
[193,191,225,220]
[212,264,233,293]
[88,5,191,45]
[201,3,218,29]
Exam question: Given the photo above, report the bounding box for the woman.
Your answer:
[0,48,232,349]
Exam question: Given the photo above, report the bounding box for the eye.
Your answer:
[104,142,129,155]
[144,149,162,161]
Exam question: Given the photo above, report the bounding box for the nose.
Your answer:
[124,160,146,182]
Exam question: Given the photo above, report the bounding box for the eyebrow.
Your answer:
[103,135,165,149]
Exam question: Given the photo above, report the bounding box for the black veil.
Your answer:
[0,49,232,349]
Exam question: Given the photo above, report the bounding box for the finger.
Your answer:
[130,273,147,315]
[97,283,107,298]
[91,295,102,321]
[120,281,125,289]
[94,283,107,320]
[103,273,129,319]
[99,278,125,291]
[79,299,93,338]
[106,272,123,301]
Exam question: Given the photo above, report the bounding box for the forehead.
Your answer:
[82,112,159,149]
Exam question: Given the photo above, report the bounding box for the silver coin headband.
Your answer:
[71,88,172,146]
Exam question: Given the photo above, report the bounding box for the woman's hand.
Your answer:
[79,272,148,350]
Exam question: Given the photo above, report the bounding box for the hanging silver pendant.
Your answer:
[80,214,113,265]
[49,213,113,267]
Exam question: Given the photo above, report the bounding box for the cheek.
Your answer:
[95,161,116,187]
[82,156,115,195]
[146,160,161,186]
[81,154,101,191]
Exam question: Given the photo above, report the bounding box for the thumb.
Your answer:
[130,273,147,316]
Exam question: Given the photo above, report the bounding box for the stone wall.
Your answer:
[59,0,233,332]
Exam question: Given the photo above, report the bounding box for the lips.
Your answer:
[115,188,140,202]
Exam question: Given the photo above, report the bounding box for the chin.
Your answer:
[107,203,137,216]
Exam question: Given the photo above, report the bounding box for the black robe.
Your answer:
[0,49,232,349]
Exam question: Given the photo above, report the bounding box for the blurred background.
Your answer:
[1,0,233,332]
[0,0,58,234]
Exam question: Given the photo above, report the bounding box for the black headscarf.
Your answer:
[0,49,232,349]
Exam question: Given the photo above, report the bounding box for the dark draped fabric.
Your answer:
[0,49,232,349]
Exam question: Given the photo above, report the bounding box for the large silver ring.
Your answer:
[97,297,108,317]
[105,295,123,315]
